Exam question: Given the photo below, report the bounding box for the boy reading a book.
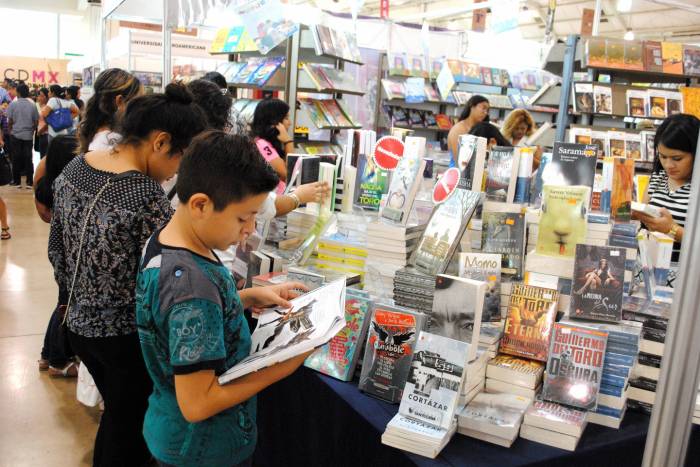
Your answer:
[136,131,310,467]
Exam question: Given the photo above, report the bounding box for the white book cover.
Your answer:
[386,413,450,443]
[382,136,427,225]
[457,134,487,192]
[458,392,531,439]
[569,126,592,145]
[572,82,594,113]
[458,253,501,323]
[523,400,587,437]
[593,85,612,114]
[399,331,470,430]
[218,279,346,384]
[520,424,580,451]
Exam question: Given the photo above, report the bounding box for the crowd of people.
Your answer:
[0,67,696,466]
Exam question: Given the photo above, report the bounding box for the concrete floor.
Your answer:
[0,184,99,467]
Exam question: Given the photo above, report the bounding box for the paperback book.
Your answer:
[549,142,598,192]
[573,83,594,113]
[594,85,613,114]
[382,136,426,224]
[536,185,590,258]
[542,322,608,410]
[457,134,487,192]
[457,392,532,447]
[399,332,469,430]
[500,284,559,362]
[570,245,625,322]
[354,152,390,211]
[458,253,501,322]
[486,354,545,389]
[612,158,635,221]
[359,304,426,403]
[481,211,526,279]
[514,147,535,203]
[485,146,519,203]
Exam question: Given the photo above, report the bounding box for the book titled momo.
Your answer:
[382,136,427,224]
[536,185,590,258]
[570,245,625,322]
[359,304,426,403]
[458,253,501,322]
[485,146,519,203]
[501,284,559,362]
[411,183,483,276]
[304,291,372,381]
[399,332,469,430]
[542,322,608,410]
[481,211,526,279]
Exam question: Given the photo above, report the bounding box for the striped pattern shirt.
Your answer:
[647,170,690,263]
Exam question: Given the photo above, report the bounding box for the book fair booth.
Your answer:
[98,1,700,465]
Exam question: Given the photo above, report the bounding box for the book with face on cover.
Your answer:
[542,322,608,410]
[358,304,427,403]
[573,83,594,113]
[382,136,427,225]
[399,331,469,430]
[485,146,519,203]
[536,185,590,258]
[354,152,389,212]
[458,253,501,322]
[481,210,526,280]
[500,284,559,362]
[593,85,612,114]
[570,245,625,322]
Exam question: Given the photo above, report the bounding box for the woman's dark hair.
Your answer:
[187,79,232,131]
[202,71,227,90]
[49,85,65,98]
[66,85,83,109]
[459,95,490,121]
[176,131,279,211]
[250,98,290,158]
[38,87,49,100]
[16,83,30,98]
[653,113,700,173]
[117,82,207,155]
[35,135,78,209]
[78,68,142,153]
[469,122,511,147]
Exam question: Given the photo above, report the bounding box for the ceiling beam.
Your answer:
[601,0,628,31]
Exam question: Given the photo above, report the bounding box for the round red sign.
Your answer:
[372,136,405,171]
[432,167,461,204]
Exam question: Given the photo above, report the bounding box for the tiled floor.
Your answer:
[0,184,99,467]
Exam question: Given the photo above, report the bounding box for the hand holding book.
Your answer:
[240,281,309,312]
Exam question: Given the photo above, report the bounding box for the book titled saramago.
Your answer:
[549,142,597,193]
[542,323,608,410]
[570,245,625,322]
[501,284,559,362]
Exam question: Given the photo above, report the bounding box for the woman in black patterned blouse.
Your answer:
[48,83,206,467]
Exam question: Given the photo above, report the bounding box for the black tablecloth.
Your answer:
[253,367,700,467]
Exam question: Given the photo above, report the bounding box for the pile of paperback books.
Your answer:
[457,392,531,447]
[520,400,588,451]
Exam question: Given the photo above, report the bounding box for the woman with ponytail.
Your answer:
[78,68,142,153]
[49,82,207,467]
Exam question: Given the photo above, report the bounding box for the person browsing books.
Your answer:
[448,95,490,166]
[501,109,543,168]
[136,130,312,467]
[250,98,293,193]
[468,122,511,150]
[634,113,699,267]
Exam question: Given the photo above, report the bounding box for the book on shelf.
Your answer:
[594,85,613,114]
[231,233,264,289]
[435,114,453,129]
[661,42,683,75]
[608,131,627,158]
[570,244,625,322]
[514,147,535,204]
[233,58,265,84]
[436,62,456,101]
[320,99,354,127]
[381,79,406,100]
[648,90,668,118]
[573,82,594,113]
[487,354,545,389]
[542,322,608,410]
[458,253,502,322]
[626,133,643,160]
[251,57,284,87]
[405,78,427,104]
[409,55,429,78]
[644,40,663,73]
[382,136,427,224]
[300,98,331,128]
[424,83,441,102]
[304,290,372,381]
[684,45,700,76]
[667,92,683,115]
[218,279,346,384]
[536,185,590,258]
[388,51,411,76]
[612,158,635,222]
[627,90,648,117]
[485,146,520,203]
[457,134,487,192]
[313,25,335,56]
[481,208,526,279]
[408,109,424,126]
[457,392,531,447]
[529,152,552,207]
[329,28,358,62]
[399,332,469,430]
[500,284,559,362]
[358,304,427,403]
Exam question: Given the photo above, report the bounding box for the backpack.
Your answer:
[0,146,12,186]
[46,99,73,133]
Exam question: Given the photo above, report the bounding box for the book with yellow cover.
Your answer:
[536,185,590,258]
[612,158,635,222]
[661,42,683,75]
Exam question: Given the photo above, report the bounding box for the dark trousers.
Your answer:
[68,331,153,467]
[158,458,252,467]
[10,136,33,185]
[40,303,74,367]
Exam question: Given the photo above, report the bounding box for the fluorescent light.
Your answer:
[617,0,633,12]
[624,29,635,40]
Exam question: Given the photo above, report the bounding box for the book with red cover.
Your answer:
[320,100,353,127]
[500,284,559,362]
[643,41,663,73]
[435,114,453,129]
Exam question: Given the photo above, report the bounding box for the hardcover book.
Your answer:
[611,158,635,222]
[458,253,502,322]
[485,146,519,203]
[486,354,545,389]
[411,184,483,276]
[457,134,487,192]
[359,304,426,403]
[389,52,411,76]
[593,85,612,114]
[542,322,608,410]
[251,56,284,86]
[304,290,372,381]
[481,211,526,279]
[536,185,590,258]
[500,284,559,362]
[667,92,683,115]
[549,142,597,193]
[381,79,406,100]
[644,40,663,73]
[573,83,594,113]
[661,42,683,75]
[399,332,469,430]
[382,136,427,224]
[570,245,625,322]
[354,152,390,211]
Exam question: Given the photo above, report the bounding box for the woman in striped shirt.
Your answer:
[636,114,699,264]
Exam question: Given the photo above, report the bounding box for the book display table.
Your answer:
[253,367,700,467]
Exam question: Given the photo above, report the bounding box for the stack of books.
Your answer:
[286,208,319,239]
[251,271,287,288]
[520,401,588,451]
[485,354,544,400]
[393,266,436,315]
[382,414,457,459]
[457,392,531,447]
[313,233,367,284]
[608,222,640,294]
[459,349,489,406]
[478,322,504,359]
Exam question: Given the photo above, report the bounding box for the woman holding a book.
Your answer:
[448,95,490,165]
[502,108,543,168]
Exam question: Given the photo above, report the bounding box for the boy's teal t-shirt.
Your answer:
[136,233,256,467]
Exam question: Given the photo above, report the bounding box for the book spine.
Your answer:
[606,342,639,356]
[599,383,626,397]
[605,352,636,366]
[604,363,632,378]
[602,373,628,388]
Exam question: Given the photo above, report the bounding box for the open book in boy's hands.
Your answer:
[218,279,347,384]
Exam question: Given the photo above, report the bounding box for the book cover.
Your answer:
[624,41,644,71]
[606,131,626,158]
[301,98,331,128]
[462,62,482,84]
[501,284,559,362]
[381,79,405,100]
[485,146,519,203]
[573,83,594,113]
[457,134,487,192]
[536,185,590,258]
[382,136,427,224]
[486,354,545,388]
[330,28,353,62]
[436,63,456,101]
[667,92,683,115]
[399,332,469,429]
[627,90,648,117]
[408,108,425,126]
[388,52,411,76]
[587,37,607,67]
[320,100,353,127]
[354,152,389,211]
[406,78,427,104]
[612,158,634,221]
[593,85,612,114]
[481,211,526,279]
[435,114,453,130]
[316,25,335,55]
[458,392,531,438]
[529,152,552,207]
[458,253,501,322]
[481,67,493,85]
[304,291,372,381]
[409,55,428,78]
[251,56,284,86]
[570,245,625,322]
[607,39,624,67]
[424,83,441,102]
[661,42,683,75]
[492,67,503,87]
[548,142,598,192]
[524,400,587,437]
[644,40,663,73]
[345,32,362,63]
[649,90,668,118]
[359,304,426,403]
[514,147,535,203]
[626,133,642,160]
[542,322,608,410]
[683,45,700,76]
[591,130,608,159]
[569,127,592,145]
[233,58,265,84]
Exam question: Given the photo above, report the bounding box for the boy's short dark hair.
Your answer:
[16,84,30,98]
[176,130,279,211]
